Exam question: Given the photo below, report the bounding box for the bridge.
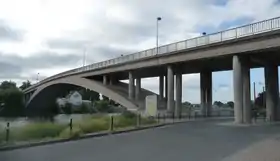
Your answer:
[23,16,280,124]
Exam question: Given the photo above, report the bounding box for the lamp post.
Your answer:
[83,46,87,67]
[36,73,40,83]
[156,17,162,54]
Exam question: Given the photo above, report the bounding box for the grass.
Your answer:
[0,126,4,144]
[76,116,109,134]
[11,122,67,141]
[0,113,157,145]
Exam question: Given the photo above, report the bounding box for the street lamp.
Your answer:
[36,73,40,83]
[156,17,162,54]
[83,46,87,67]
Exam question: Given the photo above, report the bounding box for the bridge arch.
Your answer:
[26,76,138,115]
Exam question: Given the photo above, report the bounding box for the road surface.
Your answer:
[1,119,280,161]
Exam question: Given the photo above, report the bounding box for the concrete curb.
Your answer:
[0,123,165,152]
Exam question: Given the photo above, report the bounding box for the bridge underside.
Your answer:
[25,76,164,116]
[88,48,280,81]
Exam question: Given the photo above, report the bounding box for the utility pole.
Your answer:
[262,86,265,108]
[253,82,256,102]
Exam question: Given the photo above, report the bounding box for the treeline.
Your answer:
[0,80,31,117]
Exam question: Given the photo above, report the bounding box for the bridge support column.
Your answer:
[200,71,212,117]
[175,72,182,117]
[167,65,174,113]
[103,75,108,85]
[129,71,135,100]
[233,55,243,124]
[135,77,141,101]
[265,65,279,121]
[159,75,164,100]
[242,59,251,124]
[24,92,32,105]
[165,75,168,99]
[233,55,251,124]
[109,76,113,85]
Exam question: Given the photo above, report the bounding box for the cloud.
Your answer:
[0,20,24,41]
[0,51,82,82]
[46,39,89,50]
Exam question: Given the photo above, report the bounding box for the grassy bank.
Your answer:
[0,112,157,145]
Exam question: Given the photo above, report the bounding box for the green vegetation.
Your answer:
[0,112,157,145]
[0,81,25,117]
[11,122,67,141]
[75,116,109,134]
[0,125,4,144]
[0,80,157,145]
[19,80,32,90]
[94,100,114,113]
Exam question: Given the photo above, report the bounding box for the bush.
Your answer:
[11,122,66,141]
[95,100,113,113]
[61,103,72,114]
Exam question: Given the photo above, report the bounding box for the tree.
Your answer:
[182,101,192,107]
[0,81,17,90]
[255,91,266,108]
[19,80,32,90]
[213,101,224,107]
[226,101,234,108]
[0,88,24,117]
[61,102,72,115]
[78,88,100,101]
[102,95,109,101]
[95,100,113,113]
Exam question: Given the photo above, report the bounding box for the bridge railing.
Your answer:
[27,16,280,91]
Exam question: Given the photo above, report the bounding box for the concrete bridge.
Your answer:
[23,16,280,124]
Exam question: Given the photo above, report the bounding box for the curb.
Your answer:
[0,123,165,152]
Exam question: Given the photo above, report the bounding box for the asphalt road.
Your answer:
[1,119,280,161]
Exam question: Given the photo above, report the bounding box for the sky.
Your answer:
[1,0,280,103]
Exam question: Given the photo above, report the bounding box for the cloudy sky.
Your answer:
[1,0,280,103]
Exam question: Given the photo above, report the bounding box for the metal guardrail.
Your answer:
[26,16,280,92]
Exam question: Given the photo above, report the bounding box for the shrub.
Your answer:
[11,122,66,141]
[62,103,72,114]
[59,126,83,139]
[72,103,91,114]
[95,100,113,113]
